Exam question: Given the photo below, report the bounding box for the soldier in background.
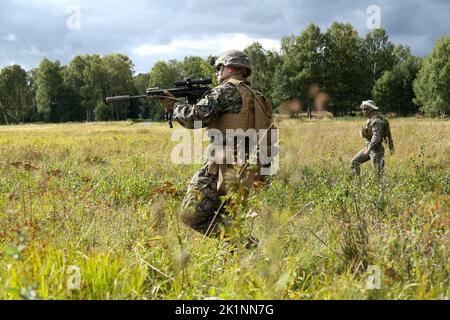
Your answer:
[351,100,395,177]
[152,50,274,246]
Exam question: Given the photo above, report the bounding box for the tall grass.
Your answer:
[0,118,448,300]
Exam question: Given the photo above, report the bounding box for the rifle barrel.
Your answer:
[105,95,147,103]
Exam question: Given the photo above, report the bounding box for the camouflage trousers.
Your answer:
[351,146,385,177]
[180,163,232,238]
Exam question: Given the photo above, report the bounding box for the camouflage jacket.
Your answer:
[173,82,243,129]
[361,116,394,152]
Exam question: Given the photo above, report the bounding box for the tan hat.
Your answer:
[213,50,252,76]
[360,100,379,110]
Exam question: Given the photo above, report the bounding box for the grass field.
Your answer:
[0,118,449,300]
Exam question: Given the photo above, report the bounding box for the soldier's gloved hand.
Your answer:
[148,91,178,113]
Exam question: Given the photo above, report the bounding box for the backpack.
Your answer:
[373,116,395,153]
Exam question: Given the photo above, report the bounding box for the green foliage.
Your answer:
[322,23,365,116]
[102,54,135,121]
[133,73,150,93]
[52,85,83,122]
[273,24,324,109]
[245,42,282,103]
[413,34,450,117]
[0,24,448,122]
[26,69,39,122]
[94,100,112,121]
[270,26,401,116]
[0,65,31,124]
[35,58,64,122]
[361,29,396,98]
[64,54,135,122]
[64,54,103,121]
[180,56,215,80]
[373,46,421,115]
[149,60,183,89]
[132,73,152,120]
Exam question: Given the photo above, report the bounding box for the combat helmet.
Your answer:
[360,100,379,110]
[212,50,253,76]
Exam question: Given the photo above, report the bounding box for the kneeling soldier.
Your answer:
[154,50,274,243]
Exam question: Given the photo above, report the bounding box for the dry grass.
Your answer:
[0,118,448,300]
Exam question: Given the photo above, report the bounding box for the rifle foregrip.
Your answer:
[106,96,130,103]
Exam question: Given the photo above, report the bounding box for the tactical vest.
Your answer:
[207,78,275,194]
[209,78,273,133]
[362,116,394,151]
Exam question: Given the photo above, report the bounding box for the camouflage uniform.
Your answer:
[351,116,390,176]
[173,82,244,237]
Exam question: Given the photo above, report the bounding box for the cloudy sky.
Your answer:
[1,0,449,73]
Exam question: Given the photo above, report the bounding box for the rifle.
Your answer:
[106,78,213,128]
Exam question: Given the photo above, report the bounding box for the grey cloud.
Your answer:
[0,0,448,73]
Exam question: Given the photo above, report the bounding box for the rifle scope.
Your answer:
[174,78,212,87]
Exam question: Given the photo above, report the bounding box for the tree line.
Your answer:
[0,22,448,125]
